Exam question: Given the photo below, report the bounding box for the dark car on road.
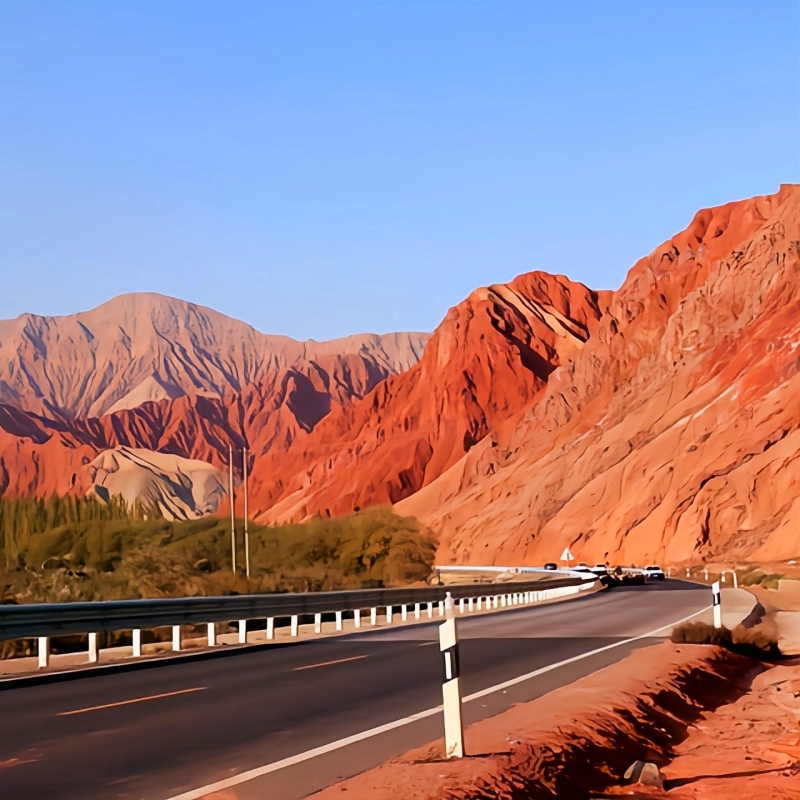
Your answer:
[543,562,558,570]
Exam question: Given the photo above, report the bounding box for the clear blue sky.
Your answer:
[1,1,797,340]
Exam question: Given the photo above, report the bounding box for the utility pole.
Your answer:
[229,443,236,574]
[243,446,250,579]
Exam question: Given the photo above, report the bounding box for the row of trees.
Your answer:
[0,494,151,570]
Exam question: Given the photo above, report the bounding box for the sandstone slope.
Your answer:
[251,272,607,522]
[399,185,800,565]
[0,292,427,418]
[88,447,227,520]
[0,349,413,498]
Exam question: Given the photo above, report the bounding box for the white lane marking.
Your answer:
[164,603,711,800]
[293,655,368,671]
[59,687,207,716]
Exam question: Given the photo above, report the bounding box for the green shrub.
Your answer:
[0,499,437,605]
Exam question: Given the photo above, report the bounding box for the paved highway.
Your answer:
[0,581,709,800]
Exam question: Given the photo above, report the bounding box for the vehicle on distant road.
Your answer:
[543,562,558,570]
[590,564,609,575]
[642,565,666,580]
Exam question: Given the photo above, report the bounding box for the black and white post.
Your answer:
[712,580,722,628]
[439,592,464,758]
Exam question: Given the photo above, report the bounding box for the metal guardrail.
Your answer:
[0,576,587,642]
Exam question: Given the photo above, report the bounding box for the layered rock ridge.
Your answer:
[398,184,800,565]
[251,272,606,522]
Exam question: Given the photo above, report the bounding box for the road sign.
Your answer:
[560,547,574,563]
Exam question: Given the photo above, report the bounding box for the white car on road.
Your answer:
[642,565,666,580]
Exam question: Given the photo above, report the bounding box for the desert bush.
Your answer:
[670,620,778,659]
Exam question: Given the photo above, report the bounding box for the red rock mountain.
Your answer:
[251,273,607,521]
[0,295,427,497]
[399,184,800,565]
[0,292,426,418]
[3,186,799,565]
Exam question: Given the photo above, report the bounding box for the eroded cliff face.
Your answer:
[0,318,426,500]
[398,185,800,565]
[250,272,606,522]
[0,292,427,418]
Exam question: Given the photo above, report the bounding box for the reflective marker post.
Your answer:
[712,581,722,628]
[439,592,464,758]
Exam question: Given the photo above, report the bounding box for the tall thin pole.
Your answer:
[229,443,236,574]
[243,446,250,579]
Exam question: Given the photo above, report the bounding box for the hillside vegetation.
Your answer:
[0,496,437,604]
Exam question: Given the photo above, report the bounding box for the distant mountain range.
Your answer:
[2,184,799,566]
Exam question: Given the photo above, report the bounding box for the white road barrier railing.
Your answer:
[712,581,722,628]
[1,576,595,670]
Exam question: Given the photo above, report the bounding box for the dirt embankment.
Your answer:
[310,643,768,799]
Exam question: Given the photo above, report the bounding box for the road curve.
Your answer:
[0,581,710,800]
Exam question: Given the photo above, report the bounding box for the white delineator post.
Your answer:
[37,636,50,669]
[132,629,142,657]
[172,625,182,651]
[207,623,217,647]
[712,581,722,629]
[238,619,247,644]
[88,632,99,663]
[439,592,464,759]
[266,617,275,640]
[733,571,739,589]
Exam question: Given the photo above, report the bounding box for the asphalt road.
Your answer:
[0,581,710,800]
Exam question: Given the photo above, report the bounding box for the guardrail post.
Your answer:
[37,636,49,669]
[315,613,322,633]
[459,597,465,614]
[335,611,342,631]
[438,600,444,616]
[733,571,738,589]
[207,623,217,647]
[439,593,464,758]
[238,620,247,644]
[386,606,393,624]
[266,617,274,640]
[703,568,709,581]
[468,597,474,612]
[500,595,506,607]
[132,629,142,657]
[370,607,377,626]
[172,625,182,651]
[401,604,408,621]
[721,571,726,583]
[88,632,99,663]
[354,609,361,629]
[414,603,421,620]
[685,567,690,577]
[291,615,299,636]
[712,581,722,628]
[427,601,433,619]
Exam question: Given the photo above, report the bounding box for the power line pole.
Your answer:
[229,443,236,574]
[243,446,250,579]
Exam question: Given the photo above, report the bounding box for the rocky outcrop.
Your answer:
[399,185,800,566]
[88,447,227,520]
